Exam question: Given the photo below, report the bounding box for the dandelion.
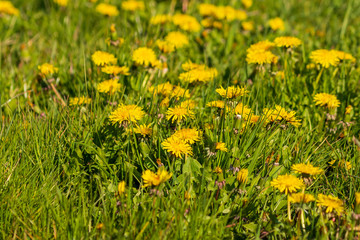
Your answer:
[237,169,248,184]
[242,21,254,31]
[216,86,249,99]
[118,181,126,195]
[179,66,218,83]
[207,100,225,109]
[109,104,145,125]
[97,79,121,94]
[165,31,189,49]
[132,47,158,67]
[314,93,340,109]
[91,51,117,66]
[0,1,19,16]
[345,105,353,115]
[268,17,285,31]
[162,136,192,158]
[291,163,323,176]
[234,103,252,119]
[173,128,201,144]
[54,0,68,6]
[274,36,302,48]
[215,142,228,152]
[214,166,222,174]
[246,50,278,65]
[310,49,339,68]
[355,192,360,205]
[133,124,152,137]
[150,14,172,25]
[149,82,174,96]
[241,0,252,8]
[271,174,304,195]
[166,105,195,123]
[179,100,196,109]
[69,97,92,106]
[289,193,315,204]
[38,63,58,76]
[142,168,172,188]
[172,14,201,32]
[198,3,217,16]
[101,66,130,76]
[317,194,344,214]
[95,3,119,16]
[121,0,144,11]
[330,50,356,62]
[247,40,275,52]
[263,105,301,127]
[156,40,175,53]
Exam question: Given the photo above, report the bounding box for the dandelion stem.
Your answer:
[288,195,292,222]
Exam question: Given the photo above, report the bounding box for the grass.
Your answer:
[1,0,360,239]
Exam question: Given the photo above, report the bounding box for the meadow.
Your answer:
[1,0,360,239]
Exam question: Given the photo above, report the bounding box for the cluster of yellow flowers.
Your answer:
[179,60,218,83]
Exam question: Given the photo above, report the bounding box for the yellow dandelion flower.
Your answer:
[179,67,218,83]
[310,49,339,68]
[198,3,217,16]
[250,115,260,124]
[271,174,304,195]
[0,1,19,16]
[274,36,302,48]
[314,93,340,109]
[173,128,201,144]
[242,21,254,31]
[162,136,193,158]
[215,142,228,152]
[355,192,360,205]
[179,100,196,109]
[109,104,145,124]
[166,105,195,123]
[216,86,249,99]
[234,103,252,119]
[132,47,158,67]
[91,51,117,66]
[345,105,353,115]
[101,65,130,76]
[246,50,278,65]
[149,82,174,96]
[181,60,203,71]
[165,31,189,49]
[97,79,121,94]
[172,14,201,32]
[235,9,247,20]
[156,40,175,53]
[54,0,68,6]
[207,100,225,109]
[247,40,275,52]
[69,97,92,106]
[95,3,119,16]
[133,124,152,137]
[237,169,249,184]
[263,105,301,127]
[291,163,323,176]
[150,14,172,25]
[118,181,126,195]
[268,17,285,31]
[160,97,170,107]
[241,0,253,8]
[38,63,59,76]
[317,194,344,214]
[121,0,144,11]
[171,86,190,99]
[214,166,223,174]
[289,193,315,204]
[142,168,172,188]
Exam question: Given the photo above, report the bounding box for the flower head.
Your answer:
[216,86,249,99]
[289,193,315,204]
[310,49,339,68]
[54,0,68,7]
[263,105,301,127]
[271,174,304,194]
[69,97,92,106]
[142,168,172,188]
[274,36,302,48]
[207,100,225,109]
[95,3,119,16]
[150,14,172,25]
[91,51,117,66]
[331,50,356,62]
[317,194,344,214]
[38,63,58,76]
[0,1,19,16]
[268,17,285,31]
[215,142,228,152]
[109,104,145,124]
[156,40,175,53]
[165,31,189,49]
[246,50,278,65]
[118,181,126,195]
[314,93,340,109]
[179,64,218,83]
[97,79,121,94]
[166,105,195,123]
[237,169,249,184]
[162,136,192,158]
[121,0,144,11]
[172,14,201,32]
[291,163,323,176]
[132,47,158,67]
[101,65,130,76]
[133,124,152,137]
[234,103,252,120]
[355,192,360,205]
